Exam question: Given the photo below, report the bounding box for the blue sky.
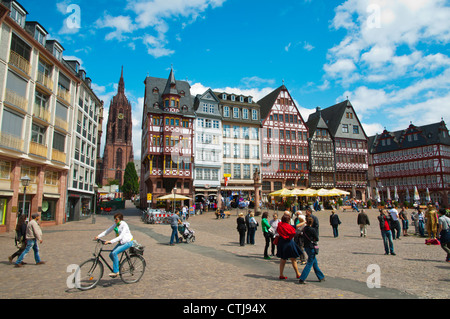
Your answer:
[20,0,450,159]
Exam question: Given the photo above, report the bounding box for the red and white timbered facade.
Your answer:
[140,69,194,208]
[258,85,309,194]
[369,121,450,206]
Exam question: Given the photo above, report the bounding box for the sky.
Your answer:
[20,0,450,159]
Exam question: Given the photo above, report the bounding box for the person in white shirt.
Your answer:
[95,213,134,277]
[389,205,401,240]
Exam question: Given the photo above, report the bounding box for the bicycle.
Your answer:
[73,239,146,290]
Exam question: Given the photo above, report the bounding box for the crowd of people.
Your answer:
[235,203,450,283]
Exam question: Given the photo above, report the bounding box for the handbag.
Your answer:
[303,231,319,255]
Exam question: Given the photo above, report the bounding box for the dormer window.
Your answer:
[231,95,235,101]
[10,2,27,27]
[240,96,244,102]
[33,27,46,45]
[222,94,227,100]
[248,97,252,103]
[152,87,159,94]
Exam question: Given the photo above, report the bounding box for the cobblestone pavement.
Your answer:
[0,202,449,300]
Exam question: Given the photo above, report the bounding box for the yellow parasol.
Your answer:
[269,188,292,197]
[157,194,192,201]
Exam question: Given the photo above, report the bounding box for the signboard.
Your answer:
[147,193,152,202]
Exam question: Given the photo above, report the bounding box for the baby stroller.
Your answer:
[178,222,196,243]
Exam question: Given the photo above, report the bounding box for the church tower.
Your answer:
[101,67,134,186]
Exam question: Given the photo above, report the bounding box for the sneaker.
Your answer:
[36,261,46,265]
[109,273,119,278]
[14,263,23,268]
[298,279,306,284]
[391,252,396,256]
[264,256,271,260]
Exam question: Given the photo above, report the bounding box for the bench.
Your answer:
[341,206,356,212]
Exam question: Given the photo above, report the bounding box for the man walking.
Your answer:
[14,213,45,267]
[357,209,370,237]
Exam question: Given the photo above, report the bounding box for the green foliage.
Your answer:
[121,162,139,199]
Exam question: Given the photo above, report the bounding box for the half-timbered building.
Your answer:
[306,107,335,189]
[318,100,369,200]
[258,85,309,196]
[140,68,194,208]
[369,120,450,207]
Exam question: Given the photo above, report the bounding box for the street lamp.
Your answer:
[20,175,31,219]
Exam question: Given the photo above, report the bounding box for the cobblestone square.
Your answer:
[0,202,449,300]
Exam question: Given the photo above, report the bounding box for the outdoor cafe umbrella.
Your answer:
[269,188,292,197]
[394,186,399,202]
[406,188,410,203]
[414,186,420,202]
[301,188,319,196]
[386,187,391,201]
[158,194,192,201]
[329,188,350,196]
[317,188,334,196]
[426,188,431,203]
[376,187,381,203]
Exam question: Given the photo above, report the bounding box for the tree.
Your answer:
[122,162,139,199]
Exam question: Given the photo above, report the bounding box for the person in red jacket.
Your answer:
[378,209,396,255]
[276,214,301,280]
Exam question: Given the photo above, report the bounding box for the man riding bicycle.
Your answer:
[95,213,134,278]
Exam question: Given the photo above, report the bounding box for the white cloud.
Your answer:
[96,14,136,41]
[96,0,226,58]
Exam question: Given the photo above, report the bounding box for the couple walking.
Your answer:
[276,210,325,284]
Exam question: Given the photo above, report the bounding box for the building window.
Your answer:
[53,132,66,152]
[31,123,46,144]
[242,108,248,119]
[0,161,11,180]
[223,106,230,117]
[353,125,359,134]
[233,107,239,118]
[252,109,258,120]
[342,125,349,133]
[233,164,241,179]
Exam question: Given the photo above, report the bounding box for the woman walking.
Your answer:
[299,216,325,284]
[276,214,301,280]
[236,212,247,246]
[9,215,27,264]
[261,212,272,259]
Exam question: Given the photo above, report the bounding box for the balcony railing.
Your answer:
[0,132,24,152]
[52,149,66,163]
[57,87,71,103]
[29,141,48,158]
[54,116,68,131]
[37,71,54,91]
[4,89,28,111]
[33,104,51,122]
[9,50,31,75]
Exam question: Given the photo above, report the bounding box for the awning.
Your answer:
[43,193,60,199]
[221,186,255,191]
[0,190,13,196]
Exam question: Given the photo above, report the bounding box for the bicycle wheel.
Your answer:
[120,255,146,284]
[75,258,104,290]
